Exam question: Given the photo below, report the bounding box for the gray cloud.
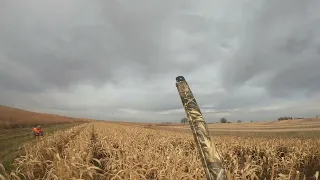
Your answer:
[221,0,320,96]
[1,0,319,122]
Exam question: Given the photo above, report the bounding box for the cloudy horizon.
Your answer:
[1,0,320,123]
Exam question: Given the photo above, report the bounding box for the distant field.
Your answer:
[159,118,320,131]
[147,118,320,138]
[0,105,91,129]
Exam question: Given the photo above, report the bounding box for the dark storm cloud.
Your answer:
[1,0,213,91]
[0,0,319,122]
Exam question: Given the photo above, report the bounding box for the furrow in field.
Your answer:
[92,123,206,180]
[6,124,87,179]
[2,122,319,179]
[49,124,96,179]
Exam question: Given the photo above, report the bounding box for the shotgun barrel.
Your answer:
[175,76,227,180]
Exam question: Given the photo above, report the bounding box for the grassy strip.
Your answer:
[0,123,84,171]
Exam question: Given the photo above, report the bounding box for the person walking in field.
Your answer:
[32,125,43,141]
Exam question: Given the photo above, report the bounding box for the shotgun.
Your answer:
[175,76,227,180]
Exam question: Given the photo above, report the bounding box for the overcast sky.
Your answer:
[1,0,319,123]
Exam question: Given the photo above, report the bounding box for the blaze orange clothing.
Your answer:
[33,128,42,133]
[33,128,43,136]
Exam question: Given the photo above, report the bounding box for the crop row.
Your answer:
[1,122,319,179]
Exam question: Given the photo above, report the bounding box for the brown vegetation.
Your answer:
[153,118,320,132]
[0,105,91,129]
[1,122,319,179]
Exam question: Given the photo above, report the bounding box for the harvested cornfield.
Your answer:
[1,122,320,180]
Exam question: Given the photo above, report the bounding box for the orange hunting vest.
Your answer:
[33,128,42,133]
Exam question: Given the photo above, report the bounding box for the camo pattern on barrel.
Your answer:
[176,76,227,180]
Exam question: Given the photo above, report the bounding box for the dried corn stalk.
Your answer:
[175,76,227,180]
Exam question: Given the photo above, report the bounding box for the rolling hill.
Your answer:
[0,105,91,129]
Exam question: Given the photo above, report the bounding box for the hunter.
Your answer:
[32,125,43,141]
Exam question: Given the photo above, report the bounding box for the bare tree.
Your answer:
[180,117,188,124]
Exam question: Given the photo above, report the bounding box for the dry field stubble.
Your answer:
[155,119,320,138]
[162,118,320,132]
[0,105,90,129]
[1,122,320,180]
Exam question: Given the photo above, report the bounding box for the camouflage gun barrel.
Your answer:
[175,76,227,180]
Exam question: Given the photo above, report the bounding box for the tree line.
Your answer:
[180,117,243,124]
[179,116,309,124]
[277,117,304,121]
